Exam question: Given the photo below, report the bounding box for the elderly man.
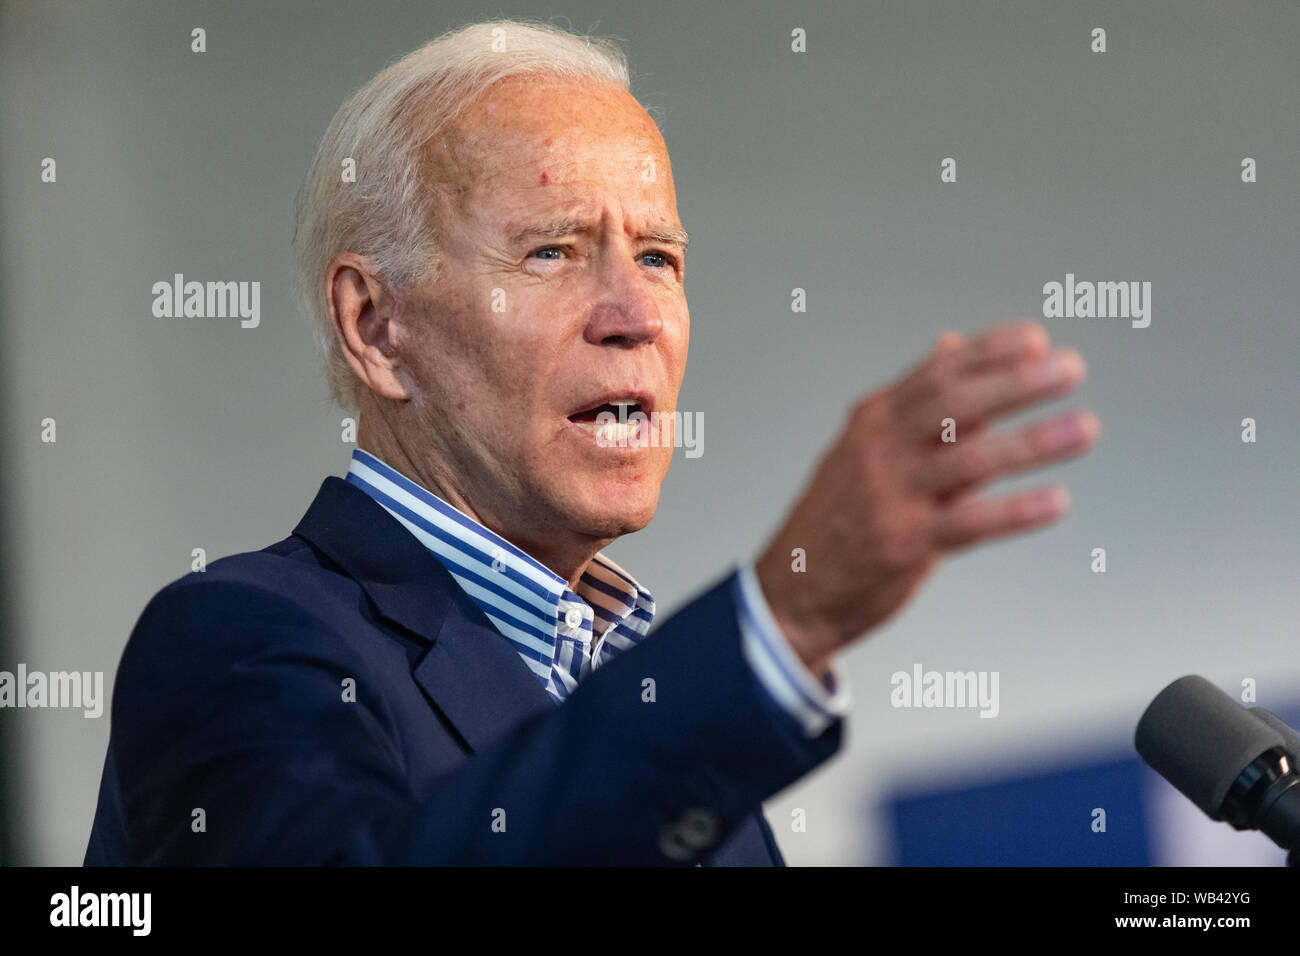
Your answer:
[84,20,1097,865]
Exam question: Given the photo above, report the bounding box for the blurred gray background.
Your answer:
[1,0,1296,865]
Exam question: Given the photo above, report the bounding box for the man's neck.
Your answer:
[356,422,605,590]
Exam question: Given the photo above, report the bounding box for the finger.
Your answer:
[929,485,1071,552]
[952,320,1050,374]
[893,328,1069,437]
[920,348,1086,434]
[911,409,1100,498]
[893,347,1084,439]
[899,330,966,386]
[935,330,965,351]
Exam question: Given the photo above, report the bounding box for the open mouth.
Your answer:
[568,401,644,424]
[567,396,652,446]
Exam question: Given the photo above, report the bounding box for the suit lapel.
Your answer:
[294,476,779,865]
[292,476,556,752]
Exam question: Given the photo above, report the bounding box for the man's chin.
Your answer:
[540,456,669,540]
[578,502,657,540]
[563,486,660,540]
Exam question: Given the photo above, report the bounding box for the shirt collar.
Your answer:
[344,448,655,654]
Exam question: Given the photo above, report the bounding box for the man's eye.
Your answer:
[529,246,677,270]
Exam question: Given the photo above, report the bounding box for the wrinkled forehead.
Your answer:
[420,76,671,205]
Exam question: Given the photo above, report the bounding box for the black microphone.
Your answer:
[1250,706,1300,761]
[1135,674,1300,865]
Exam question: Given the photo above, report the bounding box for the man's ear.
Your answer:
[325,253,417,402]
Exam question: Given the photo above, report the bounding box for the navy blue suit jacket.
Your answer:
[84,476,843,865]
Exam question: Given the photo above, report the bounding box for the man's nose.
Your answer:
[582,253,666,347]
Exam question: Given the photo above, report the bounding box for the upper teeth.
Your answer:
[594,420,639,444]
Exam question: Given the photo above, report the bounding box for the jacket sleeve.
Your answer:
[96,570,843,865]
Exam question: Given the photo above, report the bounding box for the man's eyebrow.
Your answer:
[644,225,690,251]
[507,218,689,251]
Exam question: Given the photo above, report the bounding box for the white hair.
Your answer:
[293,19,632,409]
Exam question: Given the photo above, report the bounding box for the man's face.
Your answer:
[397,77,689,553]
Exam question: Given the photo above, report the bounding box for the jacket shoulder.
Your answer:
[146,533,350,617]
[117,535,368,690]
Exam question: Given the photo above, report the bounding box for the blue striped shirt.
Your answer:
[346,449,848,735]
